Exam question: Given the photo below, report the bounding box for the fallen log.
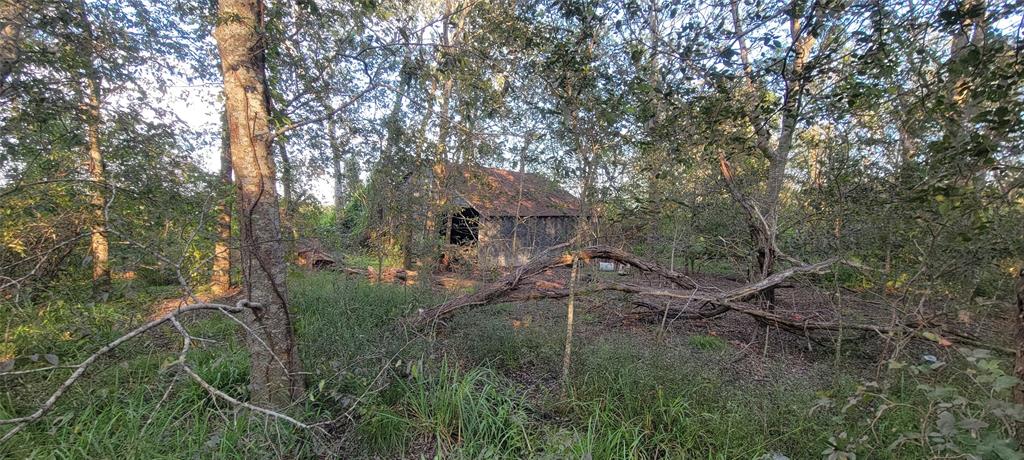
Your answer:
[412,247,1008,353]
[414,244,698,325]
[334,265,418,285]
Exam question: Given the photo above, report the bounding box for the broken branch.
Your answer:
[0,300,306,443]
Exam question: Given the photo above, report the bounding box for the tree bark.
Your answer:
[726,0,823,304]
[329,120,346,227]
[319,95,353,233]
[277,140,298,244]
[212,109,233,295]
[0,0,27,94]
[344,152,359,200]
[75,0,110,297]
[429,75,453,252]
[427,0,468,261]
[1013,269,1024,405]
[213,0,304,407]
[560,254,579,390]
[383,57,413,267]
[948,0,985,120]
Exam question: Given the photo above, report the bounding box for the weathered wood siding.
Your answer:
[478,215,577,267]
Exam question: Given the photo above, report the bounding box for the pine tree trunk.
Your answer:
[212,109,232,294]
[214,0,304,407]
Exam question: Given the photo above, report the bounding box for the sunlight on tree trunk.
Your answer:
[560,254,579,391]
[77,0,110,297]
[0,0,26,92]
[214,0,304,407]
[212,109,232,295]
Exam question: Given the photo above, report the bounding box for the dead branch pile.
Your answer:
[414,245,1004,352]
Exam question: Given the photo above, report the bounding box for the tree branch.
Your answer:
[0,301,269,443]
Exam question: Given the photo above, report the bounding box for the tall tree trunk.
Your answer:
[429,75,453,254]
[320,96,350,233]
[948,0,985,121]
[277,140,297,244]
[384,58,413,267]
[1014,269,1024,406]
[214,0,304,407]
[726,0,822,305]
[560,254,579,390]
[0,0,27,93]
[328,117,345,228]
[85,76,110,296]
[344,151,359,201]
[76,1,110,297]
[212,109,233,294]
[414,78,437,259]
[427,0,468,262]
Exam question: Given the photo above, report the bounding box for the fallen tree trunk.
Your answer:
[416,249,834,325]
[414,244,698,325]
[413,246,1008,353]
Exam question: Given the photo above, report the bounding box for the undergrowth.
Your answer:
[2,271,1021,458]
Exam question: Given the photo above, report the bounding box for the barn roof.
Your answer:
[450,165,581,217]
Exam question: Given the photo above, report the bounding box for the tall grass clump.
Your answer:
[543,337,834,458]
[291,271,435,365]
[358,359,533,458]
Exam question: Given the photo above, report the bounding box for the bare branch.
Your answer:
[169,317,313,431]
[0,301,254,443]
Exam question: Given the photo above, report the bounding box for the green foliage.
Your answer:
[5,273,1024,458]
[0,281,179,362]
[292,271,431,367]
[446,304,562,371]
[819,348,1024,458]
[3,0,1022,457]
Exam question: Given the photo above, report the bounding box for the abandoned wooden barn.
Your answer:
[444,165,582,268]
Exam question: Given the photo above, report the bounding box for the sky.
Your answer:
[164,81,339,204]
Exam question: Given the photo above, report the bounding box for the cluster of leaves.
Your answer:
[819,348,1024,459]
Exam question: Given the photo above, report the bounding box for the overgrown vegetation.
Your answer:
[2,0,1023,456]
[5,272,1020,458]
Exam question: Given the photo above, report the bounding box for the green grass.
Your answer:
[0,320,309,459]
[688,334,727,351]
[358,358,533,458]
[2,271,1019,458]
[0,279,313,458]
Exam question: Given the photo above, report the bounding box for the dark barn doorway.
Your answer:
[446,207,480,245]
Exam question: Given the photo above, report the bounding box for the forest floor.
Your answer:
[1,262,1019,458]
[373,260,1014,387]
